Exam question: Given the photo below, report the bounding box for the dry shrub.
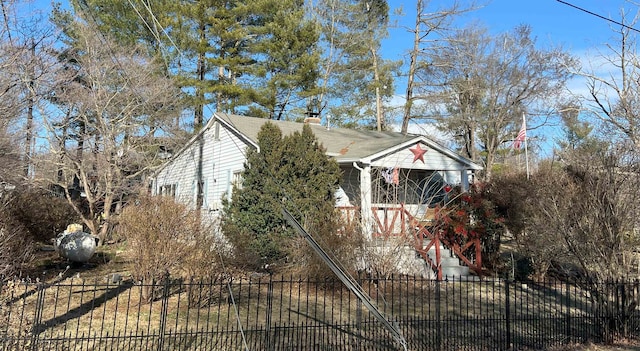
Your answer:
[4,186,79,243]
[486,171,555,279]
[359,236,418,278]
[0,280,36,350]
[486,172,534,241]
[288,209,363,282]
[117,195,221,302]
[0,210,35,279]
[181,219,230,308]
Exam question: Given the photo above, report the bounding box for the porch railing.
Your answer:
[369,204,482,280]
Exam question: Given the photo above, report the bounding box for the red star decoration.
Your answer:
[409,143,427,163]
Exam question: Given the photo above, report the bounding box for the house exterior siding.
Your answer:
[151,112,481,232]
[152,120,252,220]
[370,150,468,190]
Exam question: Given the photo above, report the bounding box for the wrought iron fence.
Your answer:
[1,274,639,350]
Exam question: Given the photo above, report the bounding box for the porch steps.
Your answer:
[362,240,477,280]
[421,245,478,280]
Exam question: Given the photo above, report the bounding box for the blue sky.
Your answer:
[384,0,637,157]
[26,0,638,157]
[387,0,633,56]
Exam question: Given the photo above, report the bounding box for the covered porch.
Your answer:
[336,141,483,280]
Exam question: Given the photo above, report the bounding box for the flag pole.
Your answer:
[523,113,530,179]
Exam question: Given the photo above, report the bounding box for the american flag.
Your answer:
[513,117,526,149]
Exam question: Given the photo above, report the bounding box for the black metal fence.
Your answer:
[1,275,639,350]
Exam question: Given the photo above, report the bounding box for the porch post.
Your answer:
[359,163,374,239]
[460,169,470,191]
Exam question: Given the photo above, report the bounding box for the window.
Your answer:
[371,168,447,205]
[416,172,447,206]
[232,170,243,189]
[214,122,221,141]
[160,184,177,198]
[196,179,205,208]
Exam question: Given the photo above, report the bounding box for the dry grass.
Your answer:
[3,244,639,351]
[551,341,640,350]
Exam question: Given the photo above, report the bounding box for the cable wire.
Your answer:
[556,0,640,34]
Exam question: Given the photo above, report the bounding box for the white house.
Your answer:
[150,112,483,279]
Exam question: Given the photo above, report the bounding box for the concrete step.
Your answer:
[419,245,475,278]
[441,274,481,282]
[442,265,470,277]
[438,256,462,267]
[425,245,451,257]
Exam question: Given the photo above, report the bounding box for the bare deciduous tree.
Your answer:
[401,0,479,134]
[46,23,185,243]
[517,143,640,335]
[580,9,640,148]
[308,0,397,129]
[0,1,56,185]
[419,24,576,180]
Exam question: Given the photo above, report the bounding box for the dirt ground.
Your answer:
[28,242,131,283]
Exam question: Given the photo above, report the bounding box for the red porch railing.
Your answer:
[371,204,482,280]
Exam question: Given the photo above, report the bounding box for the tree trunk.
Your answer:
[24,40,36,179]
[97,193,114,245]
[371,47,383,131]
[195,23,206,129]
[402,0,422,134]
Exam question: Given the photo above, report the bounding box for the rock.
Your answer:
[106,273,122,284]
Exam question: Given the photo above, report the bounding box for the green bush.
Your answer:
[221,123,344,272]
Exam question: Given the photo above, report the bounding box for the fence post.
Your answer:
[435,280,442,350]
[565,280,571,343]
[30,282,45,351]
[158,278,170,351]
[620,280,627,338]
[505,279,511,350]
[354,272,362,350]
[265,275,274,351]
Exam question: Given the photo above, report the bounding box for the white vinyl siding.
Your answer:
[152,116,252,215]
[371,144,469,172]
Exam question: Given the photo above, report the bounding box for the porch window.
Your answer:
[371,168,447,206]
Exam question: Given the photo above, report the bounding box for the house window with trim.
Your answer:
[160,184,177,198]
[232,170,243,189]
[214,122,221,141]
[196,179,206,208]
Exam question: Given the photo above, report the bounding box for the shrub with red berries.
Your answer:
[433,183,505,270]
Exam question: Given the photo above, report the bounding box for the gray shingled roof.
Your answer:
[215,113,482,170]
[218,113,421,159]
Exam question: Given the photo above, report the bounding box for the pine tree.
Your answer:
[61,0,320,124]
[221,123,342,270]
[248,0,320,120]
[311,0,397,129]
